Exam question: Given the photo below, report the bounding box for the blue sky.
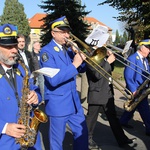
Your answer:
[0,0,123,34]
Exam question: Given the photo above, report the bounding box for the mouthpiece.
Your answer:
[64,38,73,47]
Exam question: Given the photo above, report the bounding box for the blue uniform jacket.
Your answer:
[40,39,86,116]
[0,63,42,150]
[124,52,150,93]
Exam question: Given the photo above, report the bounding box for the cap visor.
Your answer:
[0,39,18,46]
[57,25,71,30]
[144,45,150,49]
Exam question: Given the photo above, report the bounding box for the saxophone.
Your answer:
[124,78,150,112]
[16,59,48,149]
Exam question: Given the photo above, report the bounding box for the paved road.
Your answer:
[39,75,150,150]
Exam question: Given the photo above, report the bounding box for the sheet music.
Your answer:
[122,40,133,54]
[30,67,60,78]
[122,40,133,58]
[85,24,109,47]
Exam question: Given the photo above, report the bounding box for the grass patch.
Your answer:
[112,60,125,80]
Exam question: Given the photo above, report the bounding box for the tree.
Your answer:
[122,31,128,43]
[113,30,120,46]
[39,0,91,46]
[0,0,30,37]
[98,0,150,41]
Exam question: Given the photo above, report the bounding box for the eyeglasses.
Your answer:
[52,30,70,34]
[0,45,17,49]
[144,45,150,49]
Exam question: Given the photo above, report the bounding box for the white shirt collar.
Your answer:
[2,65,13,77]
[2,65,13,72]
[137,51,144,60]
[18,49,25,53]
[53,39,63,50]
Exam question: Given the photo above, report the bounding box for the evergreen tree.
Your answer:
[114,30,128,47]
[123,31,128,41]
[114,30,120,46]
[0,0,30,37]
[122,31,128,44]
[98,0,150,41]
[39,0,91,46]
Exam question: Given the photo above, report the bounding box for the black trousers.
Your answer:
[86,97,129,146]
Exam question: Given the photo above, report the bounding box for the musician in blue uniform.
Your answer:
[40,16,88,150]
[0,24,43,149]
[120,39,150,136]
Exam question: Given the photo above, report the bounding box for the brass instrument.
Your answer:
[68,33,150,111]
[124,78,150,112]
[67,33,133,100]
[16,59,48,149]
[104,44,150,111]
[105,44,150,80]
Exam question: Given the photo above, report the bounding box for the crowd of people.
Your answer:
[0,16,150,150]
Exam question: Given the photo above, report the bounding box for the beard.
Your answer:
[0,51,18,66]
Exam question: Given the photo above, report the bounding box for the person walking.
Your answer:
[120,39,150,136]
[86,47,135,149]
[40,16,88,150]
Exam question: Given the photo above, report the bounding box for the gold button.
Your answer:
[7,97,10,100]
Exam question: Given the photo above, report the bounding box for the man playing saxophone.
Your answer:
[0,24,43,149]
[120,39,150,136]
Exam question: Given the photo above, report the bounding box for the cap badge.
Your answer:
[64,18,69,25]
[3,26,12,35]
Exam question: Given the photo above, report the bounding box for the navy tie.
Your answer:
[6,69,14,86]
[142,58,147,70]
[62,46,66,56]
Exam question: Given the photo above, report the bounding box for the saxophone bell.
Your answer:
[16,108,48,148]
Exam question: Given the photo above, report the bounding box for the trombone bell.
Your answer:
[67,33,133,100]
[90,47,107,64]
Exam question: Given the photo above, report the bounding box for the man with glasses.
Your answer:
[40,16,88,150]
[120,39,150,136]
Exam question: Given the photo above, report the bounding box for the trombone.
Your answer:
[105,44,150,80]
[70,33,150,80]
[66,33,134,100]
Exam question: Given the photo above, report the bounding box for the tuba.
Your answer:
[15,59,48,149]
[124,78,150,112]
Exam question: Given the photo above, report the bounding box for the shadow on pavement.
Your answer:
[38,97,150,150]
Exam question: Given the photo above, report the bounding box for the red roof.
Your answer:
[84,17,112,31]
[29,13,112,31]
[28,13,46,28]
